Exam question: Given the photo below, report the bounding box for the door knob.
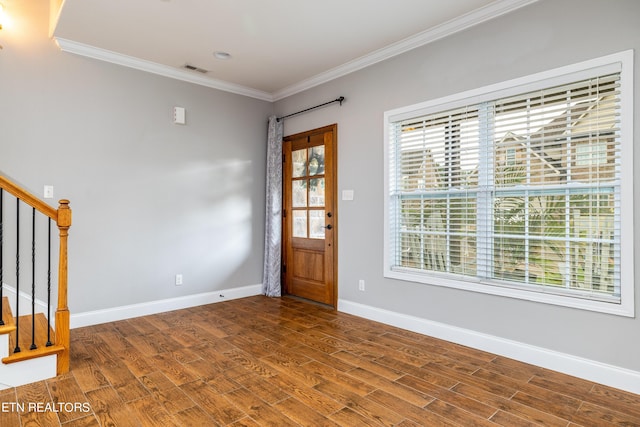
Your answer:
[324,224,333,230]
[327,212,332,217]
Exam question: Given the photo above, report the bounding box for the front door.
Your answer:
[282,124,337,307]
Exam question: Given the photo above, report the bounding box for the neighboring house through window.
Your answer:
[384,51,634,316]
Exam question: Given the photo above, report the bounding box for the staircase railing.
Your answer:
[0,176,71,374]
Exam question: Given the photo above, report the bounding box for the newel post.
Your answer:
[55,199,71,374]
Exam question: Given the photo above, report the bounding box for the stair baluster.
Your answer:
[30,207,37,350]
[14,199,20,353]
[46,218,52,347]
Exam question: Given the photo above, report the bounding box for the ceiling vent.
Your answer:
[183,64,208,73]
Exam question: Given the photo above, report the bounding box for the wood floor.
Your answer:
[1,296,639,426]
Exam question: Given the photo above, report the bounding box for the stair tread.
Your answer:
[1,296,60,364]
[2,343,65,364]
[9,312,56,352]
[0,297,16,334]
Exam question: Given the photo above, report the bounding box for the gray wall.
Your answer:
[275,0,640,371]
[3,0,638,373]
[1,0,273,312]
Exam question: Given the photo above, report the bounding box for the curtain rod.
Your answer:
[276,96,345,122]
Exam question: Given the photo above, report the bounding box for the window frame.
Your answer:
[383,50,634,317]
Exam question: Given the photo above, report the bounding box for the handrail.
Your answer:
[0,177,57,220]
[0,175,72,375]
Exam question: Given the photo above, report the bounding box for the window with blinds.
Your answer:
[384,51,634,316]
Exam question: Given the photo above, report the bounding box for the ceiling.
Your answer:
[51,0,536,101]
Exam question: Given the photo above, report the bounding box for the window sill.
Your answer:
[385,268,634,317]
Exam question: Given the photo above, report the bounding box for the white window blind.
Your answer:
[385,52,633,315]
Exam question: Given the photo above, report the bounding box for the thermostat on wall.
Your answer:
[173,107,186,125]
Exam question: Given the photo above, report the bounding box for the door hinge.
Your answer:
[282,264,286,273]
[282,153,285,163]
[282,209,286,218]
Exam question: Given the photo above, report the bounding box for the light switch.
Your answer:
[44,185,54,199]
[173,107,186,125]
[342,190,354,201]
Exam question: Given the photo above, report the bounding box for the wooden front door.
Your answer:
[282,124,337,307]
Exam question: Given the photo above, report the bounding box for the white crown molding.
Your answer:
[272,0,539,100]
[338,299,640,396]
[54,0,537,102]
[54,38,274,102]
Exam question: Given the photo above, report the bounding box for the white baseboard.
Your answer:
[1,283,49,316]
[70,284,263,328]
[338,299,640,396]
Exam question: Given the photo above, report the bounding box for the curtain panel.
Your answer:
[262,116,284,297]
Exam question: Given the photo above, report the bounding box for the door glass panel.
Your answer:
[309,178,325,207]
[309,210,325,239]
[293,211,307,238]
[292,149,307,178]
[308,146,325,175]
[292,180,307,207]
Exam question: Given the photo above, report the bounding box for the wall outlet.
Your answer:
[175,274,183,286]
[358,279,365,291]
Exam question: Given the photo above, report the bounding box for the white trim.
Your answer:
[273,0,539,100]
[618,48,635,318]
[1,283,48,316]
[54,38,274,102]
[53,0,537,101]
[383,50,634,317]
[70,284,262,328]
[338,299,640,395]
[387,270,632,317]
[0,354,57,389]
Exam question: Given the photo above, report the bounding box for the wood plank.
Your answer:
[46,375,90,424]
[151,353,199,386]
[314,380,406,425]
[329,407,386,427]
[425,399,499,427]
[346,366,433,407]
[0,388,21,427]
[225,386,299,427]
[85,386,140,427]
[273,397,342,427]
[70,364,110,393]
[126,395,179,427]
[139,371,195,414]
[452,382,570,426]
[265,372,344,416]
[365,389,457,426]
[1,295,639,426]
[97,361,149,402]
[172,406,217,427]
[180,380,245,425]
[231,370,290,404]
